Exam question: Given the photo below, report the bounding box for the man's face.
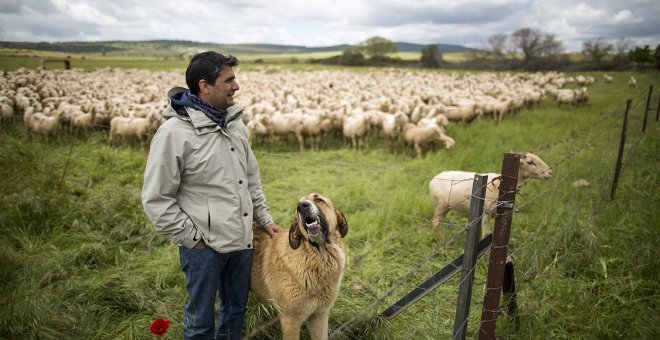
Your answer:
[200,67,239,109]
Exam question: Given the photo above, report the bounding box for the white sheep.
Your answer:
[381,111,408,153]
[402,122,453,158]
[71,109,96,135]
[29,112,61,138]
[428,152,552,239]
[0,103,14,123]
[342,113,369,150]
[109,112,161,148]
[628,76,637,87]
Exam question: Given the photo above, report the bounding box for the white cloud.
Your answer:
[0,0,657,51]
[612,9,643,24]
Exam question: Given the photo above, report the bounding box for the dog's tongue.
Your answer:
[306,220,321,236]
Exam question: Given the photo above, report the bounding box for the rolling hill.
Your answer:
[0,39,475,57]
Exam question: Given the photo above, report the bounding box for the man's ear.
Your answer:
[198,79,210,96]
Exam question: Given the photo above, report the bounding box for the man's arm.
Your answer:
[141,124,201,249]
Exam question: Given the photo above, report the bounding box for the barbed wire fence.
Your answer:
[244,85,658,339]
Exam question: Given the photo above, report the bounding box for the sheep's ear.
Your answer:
[335,208,348,238]
[288,217,302,250]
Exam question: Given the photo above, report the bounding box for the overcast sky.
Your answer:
[1,0,658,51]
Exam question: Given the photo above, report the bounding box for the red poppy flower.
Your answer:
[149,319,171,337]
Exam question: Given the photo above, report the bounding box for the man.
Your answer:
[142,51,280,340]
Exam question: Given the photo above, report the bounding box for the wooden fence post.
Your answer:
[453,174,488,340]
[611,99,632,200]
[642,85,653,133]
[655,96,660,122]
[478,153,521,340]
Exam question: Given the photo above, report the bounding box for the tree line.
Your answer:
[313,27,660,71]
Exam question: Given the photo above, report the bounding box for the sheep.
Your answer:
[27,112,61,139]
[108,111,161,148]
[443,105,482,123]
[342,113,369,150]
[628,76,637,87]
[0,103,14,123]
[71,109,97,135]
[603,74,614,84]
[428,153,552,239]
[555,89,577,107]
[402,122,453,158]
[268,112,305,151]
[246,119,268,145]
[381,111,408,153]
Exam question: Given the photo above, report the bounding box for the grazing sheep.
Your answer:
[381,111,408,153]
[109,112,161,148]
[628,76,637,87]
[603,74,614,84]
[342,113,369,150]
[71,110,97,135]
[29,112,62,138]
[269,112,305,151]
[0,103,14,123]
[555,89,577,107]
[428,153,552,238]
[402,122,453,158]
[247,119,268,145]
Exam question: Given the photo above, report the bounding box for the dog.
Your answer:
[251,193,349,340]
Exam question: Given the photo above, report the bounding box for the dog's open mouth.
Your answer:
[304,216,323,237]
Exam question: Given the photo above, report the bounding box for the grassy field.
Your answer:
[0,49,473,71]
[0,64,658,339]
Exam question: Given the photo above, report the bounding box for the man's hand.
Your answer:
[263,223,281,238]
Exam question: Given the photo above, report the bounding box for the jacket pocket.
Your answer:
[208,198,245,248]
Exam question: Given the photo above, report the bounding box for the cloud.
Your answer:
[612,9,643,24]
[0,0,657,51]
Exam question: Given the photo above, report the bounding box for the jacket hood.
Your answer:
[162,87,243,131]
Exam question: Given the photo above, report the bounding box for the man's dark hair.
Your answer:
[186,51,239,95]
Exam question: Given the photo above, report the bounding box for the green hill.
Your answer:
[0,39,474,57]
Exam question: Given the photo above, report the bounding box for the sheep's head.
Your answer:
[519,153,553,180]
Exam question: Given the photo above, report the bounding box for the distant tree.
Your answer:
[360,36,398,58]
[654,44,660,70]
[582,37,613,62]
[510,28,562,61]
[340,46,366,66]
[615,37,635,56]
[538,34,563,57]
[629,45,653,66]
[511,28,542,60]
[420,45,444,68]
[487,33,509,58]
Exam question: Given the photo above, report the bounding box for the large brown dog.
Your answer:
[251,193,349,340]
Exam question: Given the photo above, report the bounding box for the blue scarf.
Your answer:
[169,89,227,127]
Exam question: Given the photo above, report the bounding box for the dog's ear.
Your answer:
[288,217,302,250]
[335,208,348,238]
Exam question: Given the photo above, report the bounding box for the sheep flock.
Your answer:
[0,66,618,157]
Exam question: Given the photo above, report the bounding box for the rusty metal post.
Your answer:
[478,153,521,340]
[611,99,632,200]
[453,174,488,340]
[642,85,653,133]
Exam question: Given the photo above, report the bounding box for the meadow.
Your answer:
[0,58,658,339]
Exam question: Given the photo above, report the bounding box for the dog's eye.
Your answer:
[314,197,324,203]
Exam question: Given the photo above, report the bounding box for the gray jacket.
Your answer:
[141,89,273,253]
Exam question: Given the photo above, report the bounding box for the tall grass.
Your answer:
[0,70,658,339]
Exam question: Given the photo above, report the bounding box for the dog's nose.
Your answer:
[298,201,311,211]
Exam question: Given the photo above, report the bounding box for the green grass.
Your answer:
[0,69,658,339]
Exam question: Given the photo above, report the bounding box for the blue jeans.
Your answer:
[179,246,252,340]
